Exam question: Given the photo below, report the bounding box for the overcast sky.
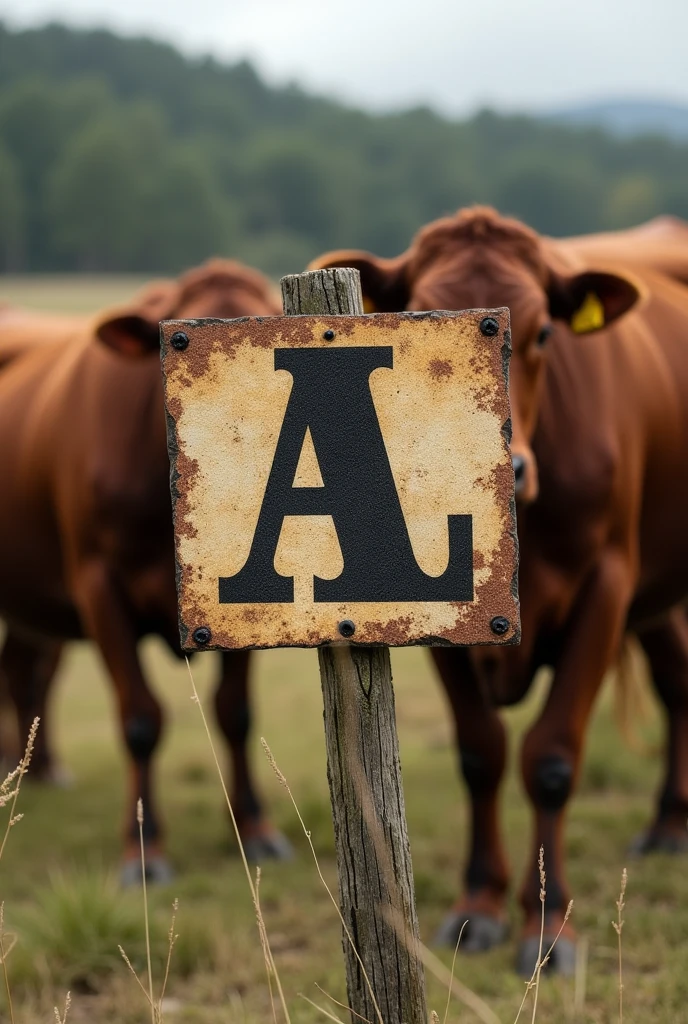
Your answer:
[2,0,687,116]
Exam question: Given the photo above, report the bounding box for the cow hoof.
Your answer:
[516,935,577,978]
[629,830,688,856]
[433,911,508,952]
[242,831,293,863]
[120,856,175,887]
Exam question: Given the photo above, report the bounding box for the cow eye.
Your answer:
[536,324,553,348]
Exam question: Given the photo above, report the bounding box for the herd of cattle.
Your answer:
[1,205,688,975]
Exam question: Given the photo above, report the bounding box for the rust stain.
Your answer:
[161,310,519,650]
[428,358,454,381]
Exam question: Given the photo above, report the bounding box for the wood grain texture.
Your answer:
[281,267,428,1024]
[281,267,364,316]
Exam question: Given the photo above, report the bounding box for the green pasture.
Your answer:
[0,274,149,313]
[0,276,686,1023]
[0,638,681,1024]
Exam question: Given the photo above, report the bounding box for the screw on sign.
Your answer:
[160,269,519,1024]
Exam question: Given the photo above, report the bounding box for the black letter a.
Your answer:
[219,347,473,603]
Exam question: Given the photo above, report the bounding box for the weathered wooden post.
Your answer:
[161,269,519,1024]
[281,269,427,1024]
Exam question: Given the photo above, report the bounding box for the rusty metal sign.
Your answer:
[161,310,519,650]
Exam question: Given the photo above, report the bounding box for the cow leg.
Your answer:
[0,631,66,783]
[73,561,171,884]
[214,651,292,862]
[518,553,633,976]
[634,608,688,853]
[430,648,510,951]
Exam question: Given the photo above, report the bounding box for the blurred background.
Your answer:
[0,0,687,281]
[1,4,688,1022]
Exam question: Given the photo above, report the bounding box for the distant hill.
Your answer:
[0,21,687,274]
[543,100,688,140]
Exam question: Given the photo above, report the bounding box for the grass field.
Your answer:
[0,275,150,313]
[1,276,687,1024]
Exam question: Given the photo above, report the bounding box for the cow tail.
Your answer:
[612,634,656,755]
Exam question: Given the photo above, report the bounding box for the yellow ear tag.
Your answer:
[571,292,605,334]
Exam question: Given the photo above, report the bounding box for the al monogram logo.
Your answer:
[219,346,473,604]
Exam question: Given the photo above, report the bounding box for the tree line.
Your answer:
[1,21,687,277]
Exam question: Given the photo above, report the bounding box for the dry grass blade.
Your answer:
[186,658,291,1024]
[0,717,39,862]
[0,927,17,963]
[121,851,180,1023]
[0,718,39,1024]
[313,982,371,1023]
[158,897,179,1017]
[442,920,468,1024]
[137,799,156,1024]
[530,846,547,1024]
[513,850,545,1024]
[119,944,155,1007]
[512,902,574,1024]
[513,848,574,1024]
[298,992,348,1024]
[255,866,278,1024]
[53,991,72,1024]
[416,942,500,1024]
[612,868,627,1024]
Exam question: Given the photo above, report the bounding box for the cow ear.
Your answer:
[308,249,409,312]
[548,270,641,335]
[95,313,161,357]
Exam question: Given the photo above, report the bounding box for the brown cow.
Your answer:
[0,259,292,880]
[312,208,688,973]
[0,306,90,778]
[0,308,86,371]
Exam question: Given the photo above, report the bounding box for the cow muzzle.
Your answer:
[512,454,526,490]
[511,450,539,504]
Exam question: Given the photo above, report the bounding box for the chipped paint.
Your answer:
[161,310,519,650]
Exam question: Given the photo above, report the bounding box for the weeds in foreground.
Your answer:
[261,736,384,1024]
[262,729,498,1024]
[185,657,291,1024]
[312,982,373,1023]
[118,892,178,1024]
[512,848,573,1024]
[139,799,155,1022]
[0,717,38,862]
[0,717,39,1024]
[118,800,179,1024]
[612,868,628,1024]
[281,644,500,1024]
[186,657,621,1024]
[262,727,501,1024]
[0,679,634,1023]
[53,990,71,1023]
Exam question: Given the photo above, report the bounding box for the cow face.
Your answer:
[311,208,640,503]
[94,259,281,358]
